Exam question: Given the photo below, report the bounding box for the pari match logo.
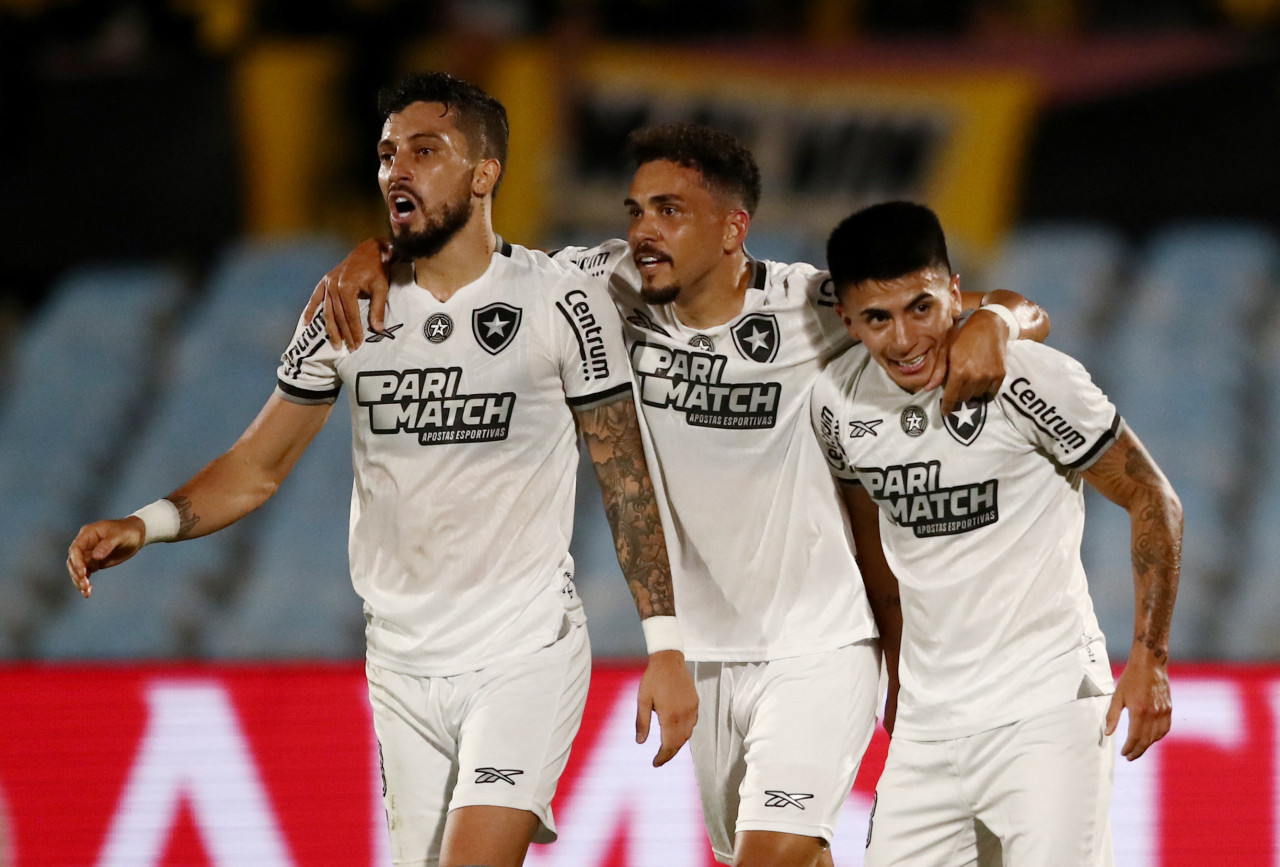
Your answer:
[356,367,516,445]
[630,340,781,429]
[858,460,999,538]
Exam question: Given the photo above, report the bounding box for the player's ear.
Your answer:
[949,273,962,310]
[723,208,750,253]
[472,158,502,197]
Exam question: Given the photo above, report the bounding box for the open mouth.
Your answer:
[389,191,419,222]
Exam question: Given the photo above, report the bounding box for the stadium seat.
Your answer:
[986,223,1128,374]
[31,236,347,659]
[1084,223,1279,659]
[200,399,364,659]
[0,263,185,651]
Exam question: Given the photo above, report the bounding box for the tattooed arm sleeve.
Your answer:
[1082,427,1183,663]
[575,395,676,619]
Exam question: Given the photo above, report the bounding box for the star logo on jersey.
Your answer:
[764,790,814,810]
[901,405,928,437]
[472,302,522,355]
[688,334,715,352]
[849,419,883,438]
[474,767,524,785]
[365,323,403,343]
[943,398,987,446]
[423,313,453,343]
[626,308,671,337]
[732,313,780,363]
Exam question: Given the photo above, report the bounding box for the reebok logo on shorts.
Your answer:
[474,767,524,785]
[764,790,813,810]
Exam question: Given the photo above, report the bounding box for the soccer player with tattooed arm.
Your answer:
[813,201,1181,866]
[306,121,1053,867]
[66,72,697,867]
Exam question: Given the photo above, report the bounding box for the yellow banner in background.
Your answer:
[497,44,1039,257]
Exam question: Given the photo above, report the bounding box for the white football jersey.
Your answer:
[557,240,877,662]
[276,242,632,677]
[812,339,1120,740]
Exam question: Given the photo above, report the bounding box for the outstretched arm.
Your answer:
[303,238,394,350]
[932,289,1051,413]
[843,483,903,735]
[67,395,332,598]
[576,395,698,767]
[1082,427,1183,761]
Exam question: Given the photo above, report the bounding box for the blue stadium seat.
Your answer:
[1084,223,1279,659]
[0,264,185,648]
[31,236,348,659]
[986,224,1128,373]
[200,400,364,658]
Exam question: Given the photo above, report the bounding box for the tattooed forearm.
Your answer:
[1083,429,1182,663]
[576,397,675,618]
[167,495,201,541]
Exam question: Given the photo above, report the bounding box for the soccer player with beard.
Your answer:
[814,202,1180,865]
[66,72,697,867]
[306,123,1048,867]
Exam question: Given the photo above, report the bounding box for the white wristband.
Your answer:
[979,302,1020,341]
[641,616,682,655]
[129,499,181,545]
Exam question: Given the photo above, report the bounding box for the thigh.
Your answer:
[734,642,881,849]
[969,696,1114,867]
[451,620,591,845]
[865,737,981,867]
[689,660,747,865]
[439,805,540,867]
[367,661,455,867]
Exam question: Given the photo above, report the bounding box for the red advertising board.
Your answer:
[0,663,1271,865]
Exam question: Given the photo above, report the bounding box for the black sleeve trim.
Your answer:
[277,378,341,403]
[497,237,513,257]
[566,382,632,408]
[1064,412,1123,470]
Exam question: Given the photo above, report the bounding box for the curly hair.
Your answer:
[627,123,762,215]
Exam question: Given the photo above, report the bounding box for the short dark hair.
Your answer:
[627,123,762,215]
[378,72,509,190]
[826,201,951,297]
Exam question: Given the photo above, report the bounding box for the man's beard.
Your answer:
[640,284,680,305]
[390,186,473,260]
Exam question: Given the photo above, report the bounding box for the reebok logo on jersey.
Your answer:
[850,419,883,437]
[858,460,999,537]
[625,308,671,337]
[632,340,780,429]
[474,767,523,785]
[366,323,402,343]
[943,398,986,446]
[356,367,516,445]
[732,313,780,363]
[764,791,813,810]
[472,302,521,355]
[556,289,611,381]
[1003,377,1087,451]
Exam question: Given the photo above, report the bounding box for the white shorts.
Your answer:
[689,639,881,864]
[865,695,1115,867]
[366,618,591,867]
